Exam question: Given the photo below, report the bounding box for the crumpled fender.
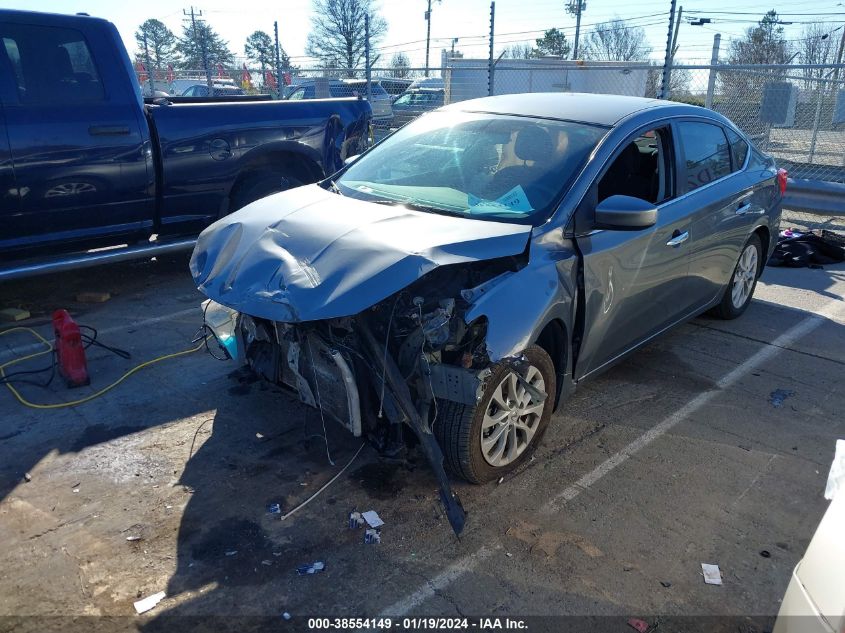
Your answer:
[464,242,578,361]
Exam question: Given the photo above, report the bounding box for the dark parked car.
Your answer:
[180,83,245,97]
[192,93,786,534]
[287,79,393,122]
[390,88,445,127]
[0,9,371,279]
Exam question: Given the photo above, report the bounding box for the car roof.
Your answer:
[440,92,683,126]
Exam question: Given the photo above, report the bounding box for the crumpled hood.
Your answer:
[190,184,532,322]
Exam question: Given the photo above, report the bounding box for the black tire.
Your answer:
[433,344,556,484]
[712,233,763,320]
[229,169,304,212]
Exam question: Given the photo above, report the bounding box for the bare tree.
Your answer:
[500,43,535,59]
[645,64,691,99]
[305,0,387,71]
[389,52,412,78]
[581,17,650,61]
[799,22,837,88]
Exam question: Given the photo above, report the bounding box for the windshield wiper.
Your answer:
[324,179,343,196]
[369,198,466,218]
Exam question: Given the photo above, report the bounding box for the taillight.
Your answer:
[777,168,788,196]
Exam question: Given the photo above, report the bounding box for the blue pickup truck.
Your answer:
[0,9,371,279]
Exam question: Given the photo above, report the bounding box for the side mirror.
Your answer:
[595,195,657,230]
[344,154,361,166]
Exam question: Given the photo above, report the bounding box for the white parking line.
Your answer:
[541,297,843,514]
[378,546,498,617]
[384,297,844,615]
[0,307,199,361]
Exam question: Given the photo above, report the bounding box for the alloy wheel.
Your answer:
[480,365,546,467]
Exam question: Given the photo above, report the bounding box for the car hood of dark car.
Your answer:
[190,184,532,322]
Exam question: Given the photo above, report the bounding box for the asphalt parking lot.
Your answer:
[0,252,843,632]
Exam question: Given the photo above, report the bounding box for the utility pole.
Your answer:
[487,1,495,96]
[274,20,282,98]
[424,0,433,77]
[704,33,720,109]
[142,31,155,95]
[670,6,683,62]
[184,7,212,93]
[567,0,586,60]
[365,15,372,102]
[659,0,677,100]
[451,38,458,59]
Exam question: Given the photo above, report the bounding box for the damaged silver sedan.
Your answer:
[191,93,784,535]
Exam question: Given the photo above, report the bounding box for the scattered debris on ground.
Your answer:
[134,591,166,615]
[362,510,384,528]
[364,528,381,544]
[75,291,112,303]
[701,563,723,585]
[296,561,325,575]
[348,511,364,529]
[769,229,845,269]
[0,307,30,322]
[627,617,650,633]
[769,389,795,408]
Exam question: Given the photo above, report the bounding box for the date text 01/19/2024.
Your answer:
[306,617,529,630]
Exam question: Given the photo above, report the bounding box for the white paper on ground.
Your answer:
[134,591,166,614]
[701,563,723,585]
[824,439,845,500]
[362,510,384,528]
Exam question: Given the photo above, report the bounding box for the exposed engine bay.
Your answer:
[204,252,545,536]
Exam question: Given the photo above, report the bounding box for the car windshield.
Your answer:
[336,111,607,225]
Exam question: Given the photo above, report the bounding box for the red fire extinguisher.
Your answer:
[52,310,89,388]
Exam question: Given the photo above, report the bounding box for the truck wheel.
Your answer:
[230,169,303,212]
[434,345,556,484]
[712,233,762,320]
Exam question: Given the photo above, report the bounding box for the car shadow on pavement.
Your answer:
[141,380,370,631]
[761,261,845,303]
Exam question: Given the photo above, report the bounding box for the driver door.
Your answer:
[573,123,699,381]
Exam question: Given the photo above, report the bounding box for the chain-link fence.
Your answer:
[137,60,845,230]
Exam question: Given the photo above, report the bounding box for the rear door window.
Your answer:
[0,23,104,103]
[678,121,732,192]
[725,127,749,171]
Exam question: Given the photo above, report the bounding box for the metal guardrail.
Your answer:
[783,178,845,217]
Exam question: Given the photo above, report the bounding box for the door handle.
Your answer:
[735,203,752,215]
[88,125,131,136]
[666,230,689,247]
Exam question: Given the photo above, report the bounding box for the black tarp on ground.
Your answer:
[768,229,845,268]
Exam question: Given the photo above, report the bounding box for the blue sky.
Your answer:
[7,0,845,67]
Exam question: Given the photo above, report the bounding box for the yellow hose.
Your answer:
[0,326,204,410]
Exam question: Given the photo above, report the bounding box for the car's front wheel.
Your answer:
[713,233,762,319]
[434,344,556,484]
